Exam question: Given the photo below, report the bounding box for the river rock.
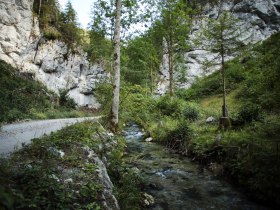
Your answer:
[47,147,65,158]
[131,167,140,174]
[209,162,224,176]
[64,178,73,184]
[142,192,155,207]
[145,137,153,142]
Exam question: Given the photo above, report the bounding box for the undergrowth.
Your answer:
[0,121,143,210]
[103,31,280,208]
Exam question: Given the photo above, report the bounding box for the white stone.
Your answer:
[145,137,153,142]
[64,178,73,184]
[206,116,216,123]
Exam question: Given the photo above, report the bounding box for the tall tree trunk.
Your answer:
[150,67,153,94]
[168,39,174,97]
[221,51,228,118]
[38,0,42,16]
[110,0,121,133]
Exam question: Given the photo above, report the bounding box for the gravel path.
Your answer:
[0,117,100,155]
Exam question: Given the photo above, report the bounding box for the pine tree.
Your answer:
[33,0,60,29]
[196,10,246,127]
[60,1,81,44]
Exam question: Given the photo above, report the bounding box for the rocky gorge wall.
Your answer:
[0,0,106,108]
[156,0,280,95]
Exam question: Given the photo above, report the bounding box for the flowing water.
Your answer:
[123,124,269,210]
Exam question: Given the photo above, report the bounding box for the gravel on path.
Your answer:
[0,117,100,155]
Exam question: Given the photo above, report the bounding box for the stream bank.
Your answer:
[123,123,270,210]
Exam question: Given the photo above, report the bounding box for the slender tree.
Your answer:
[110,0,122,133]
[38,0,42,16]
[196,11,246,125]
[156,0,190,96]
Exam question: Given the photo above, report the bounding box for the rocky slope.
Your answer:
[156,0,280,95]
[0,0,106,108]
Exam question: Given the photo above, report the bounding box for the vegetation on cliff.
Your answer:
[0,61,91,124]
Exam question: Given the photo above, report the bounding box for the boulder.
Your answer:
[145,137,153,142]
[206,116,216,123]
[142,192,155,207]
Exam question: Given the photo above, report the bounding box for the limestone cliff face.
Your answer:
[0,0,106,108]
[156,0,280,95]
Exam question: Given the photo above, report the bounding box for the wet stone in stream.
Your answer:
[123,124,270,210]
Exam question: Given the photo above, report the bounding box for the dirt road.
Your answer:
[0,117,100,155]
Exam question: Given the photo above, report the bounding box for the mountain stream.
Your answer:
[123,124,269,210]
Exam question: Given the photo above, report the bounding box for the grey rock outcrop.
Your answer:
[0,0,106,108]
[83,146,120,210]
[156,0,280,95]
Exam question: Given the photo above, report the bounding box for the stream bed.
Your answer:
[123,124,269,210]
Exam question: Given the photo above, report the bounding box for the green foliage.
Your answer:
[176,30,280,106]
[106,134,143,210]
[237,103,261,123]
[119,85,156,125]
[196,11,245,57]
[33,0,84,48]
[122,34,160,89]
[155,0,191,95]
[59,89,76,109]
[86,30,113,66]
[0,60,92,123]
[157,0,191,53]
[43,25,62,40]
[114,169,143,210]
[236,32,280,110]
[164,121,193,150]
[182,105,200,122]
[94,82,113,126]
[156,95,185,117]
[33,0,60,29]
[59,1,82,45]
[176,71,222,100]
[0,61,54,123]
[0,122,107,209]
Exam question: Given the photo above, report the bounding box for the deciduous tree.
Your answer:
[110,0,122,133]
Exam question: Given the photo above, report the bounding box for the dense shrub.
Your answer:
[156,96,185,117]
[182,105,200,122]
[237,103,261,123]
[164,121,192,150]
[59,89,76,109]
[43,26,62,40]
